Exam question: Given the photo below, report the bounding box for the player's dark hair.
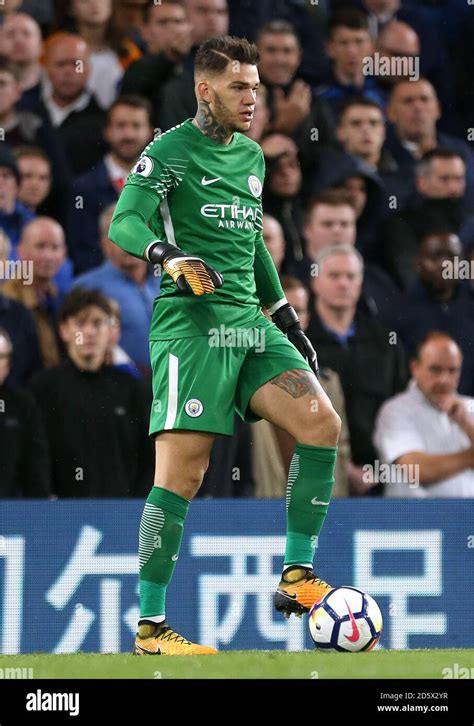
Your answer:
[256,20,300,45]
[106,94,153,126]
[337,95,384,124]
[327,9,369,38]
[0,55,21,83]
[194,36,259,76]
[59,287,114,324]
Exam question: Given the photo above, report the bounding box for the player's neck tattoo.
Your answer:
[193,102,231,145]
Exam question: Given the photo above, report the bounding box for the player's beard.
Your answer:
[212,91,242,133]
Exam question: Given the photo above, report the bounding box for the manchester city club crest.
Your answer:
[248,175,262,197]
[185,399,204,417]
[132,156,154,177]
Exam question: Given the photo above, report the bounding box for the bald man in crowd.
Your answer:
[2,216,66,367]
[374,332,474,497]
[31,32,107,174]
[0,12,43,102]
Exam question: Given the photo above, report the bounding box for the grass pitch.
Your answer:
[1,649,473,679]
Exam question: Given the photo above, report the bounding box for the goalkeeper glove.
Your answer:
[271,302,318,376]
[148,241,224,296]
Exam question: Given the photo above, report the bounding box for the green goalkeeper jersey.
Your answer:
[109,119,284,340]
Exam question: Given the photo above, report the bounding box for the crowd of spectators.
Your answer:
[0,0,473,499]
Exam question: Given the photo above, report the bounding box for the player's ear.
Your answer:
[196,80,212,104]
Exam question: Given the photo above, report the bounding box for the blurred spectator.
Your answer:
[0,55,71,219]
[227,0,329,86]
[0,144,35,247]
[306,244,407,495]
[316,9,384,116]
[73,202,160,371]
[255,20,334,160]
[35,32,107,175]
[262,213,285,273]
[15,146,52,213]
[105,296,141,379]
[380,149,474,290]
[374,332,474,497]
[360,0,454,129]
[385,78,474,207]
[68,94,153,273]
[311,149,385,260]
[55,0,142,109]
[0,288,41,386]
[244,83,270,143]
[334,95,403,202]
[261,133,305,268]
[120,0,193,127]
[157,0,229,130]
[384,227,474,397]
[252,274,351,497]
[0,327,51,497]
[297,189,400,318]
[115,0,148,49]
[29,287,154,497]
[375,20,420,91]
[1,12,43,106]
[2,216,65,368]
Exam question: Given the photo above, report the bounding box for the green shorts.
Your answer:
[148,316,311,436]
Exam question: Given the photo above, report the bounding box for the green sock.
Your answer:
[284,443,337,568]
[139,487,190,618]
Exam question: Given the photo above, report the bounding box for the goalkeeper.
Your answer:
[109,35,341,656]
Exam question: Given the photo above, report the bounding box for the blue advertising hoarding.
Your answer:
[0,499,472,653]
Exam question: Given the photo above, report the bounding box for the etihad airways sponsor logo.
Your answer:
[200,203,259,230]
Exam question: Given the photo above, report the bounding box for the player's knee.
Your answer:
[182,454,211,498]
[297,404,341,447]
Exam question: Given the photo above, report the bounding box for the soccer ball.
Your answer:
[308,586,383,652]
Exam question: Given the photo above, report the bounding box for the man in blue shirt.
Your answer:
[72,203,160,373]
[315,9,385,116]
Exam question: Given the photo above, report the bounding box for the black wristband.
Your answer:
[272,303,300,331]
[148,241,180,265]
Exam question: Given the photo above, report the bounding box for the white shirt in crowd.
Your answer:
[373,380,474,498]
[88,49,123,110]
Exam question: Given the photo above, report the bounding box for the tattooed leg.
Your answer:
[249,368,340,447]
[270,369,321,400]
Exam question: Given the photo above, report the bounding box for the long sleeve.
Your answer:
[109,184,163,260]
[109,135,187,260]
[253,230,285,307]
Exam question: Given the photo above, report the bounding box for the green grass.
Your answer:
[0,650,473,679]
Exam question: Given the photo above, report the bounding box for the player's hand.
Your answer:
[272,303,318,375]
[149,242,223,296]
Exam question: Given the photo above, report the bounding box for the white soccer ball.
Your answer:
[308,586,383,652]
